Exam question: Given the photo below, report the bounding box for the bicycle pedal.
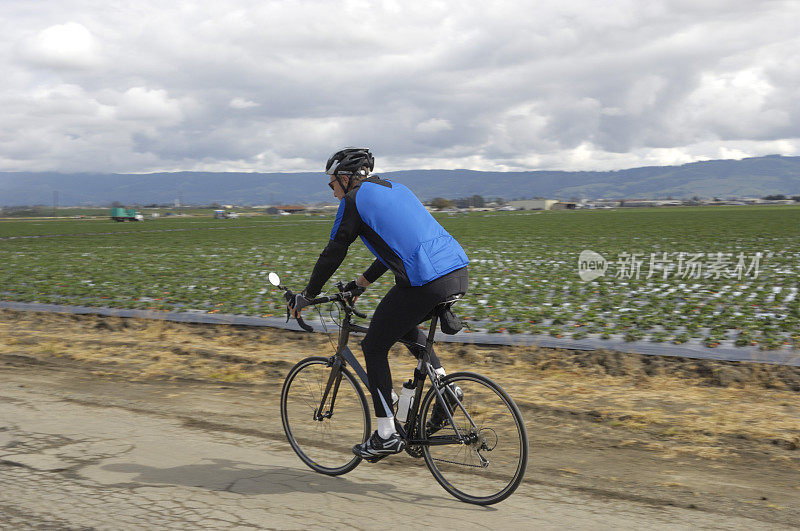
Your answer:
[364,455,388,464]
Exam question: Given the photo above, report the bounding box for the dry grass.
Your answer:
[2,309,799,463]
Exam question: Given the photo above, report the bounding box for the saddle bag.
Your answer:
[438,306,463,335]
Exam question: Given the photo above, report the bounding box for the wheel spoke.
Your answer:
[420,373,528,505]
[281,358,370,476]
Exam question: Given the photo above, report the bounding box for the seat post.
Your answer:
[426,313,439,350]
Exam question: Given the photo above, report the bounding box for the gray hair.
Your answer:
[348,166,371,184]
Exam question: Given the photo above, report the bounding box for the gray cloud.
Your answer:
[1,0,799,174]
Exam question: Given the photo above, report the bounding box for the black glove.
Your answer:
[343,280,366,298]
[287,291,310,315]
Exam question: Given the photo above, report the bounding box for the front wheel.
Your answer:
[280,356,371,476]
[419,372,529,505]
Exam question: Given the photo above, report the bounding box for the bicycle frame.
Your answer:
[312,297,480,448]
[281,281,529,504]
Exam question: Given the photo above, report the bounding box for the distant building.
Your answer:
[585,200,621,208]
[620,199,660,207]
[761,199,796,205]
[277,205,306,214]
[552,201,577,210]
[508,199,558,210]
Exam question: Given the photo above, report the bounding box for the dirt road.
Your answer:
[1,309,798,528]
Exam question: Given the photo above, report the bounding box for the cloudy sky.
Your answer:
[1,0,799,174]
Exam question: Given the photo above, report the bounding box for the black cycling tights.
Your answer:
[361,267,468,418]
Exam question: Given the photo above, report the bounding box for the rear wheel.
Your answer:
[280,356,371,475]
[419,372,528,505]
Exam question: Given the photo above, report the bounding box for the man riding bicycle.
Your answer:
[287,147,469,460]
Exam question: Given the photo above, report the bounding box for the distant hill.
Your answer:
[1,155,799,206]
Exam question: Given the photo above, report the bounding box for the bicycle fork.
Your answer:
[313,357,344,421]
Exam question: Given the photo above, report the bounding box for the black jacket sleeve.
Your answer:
[363,258,388,283]
[304,195,361,298]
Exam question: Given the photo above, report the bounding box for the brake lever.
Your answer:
[283,289,314,332]
[284,290,293,324]
[341,290,367,319]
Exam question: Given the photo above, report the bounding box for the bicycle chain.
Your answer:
[431,456,487,469]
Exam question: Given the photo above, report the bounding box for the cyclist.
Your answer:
[287,147,469,460]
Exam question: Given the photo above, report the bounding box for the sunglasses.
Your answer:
[328,173,351,191]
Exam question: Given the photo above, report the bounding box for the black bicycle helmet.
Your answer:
[325,147,374,176]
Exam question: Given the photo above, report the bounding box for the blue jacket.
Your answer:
[304,176,469,297]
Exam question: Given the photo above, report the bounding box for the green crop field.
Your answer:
[1,206,799,350]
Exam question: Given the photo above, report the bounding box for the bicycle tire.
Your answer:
[280,356,371,476]
[419,372,528,505]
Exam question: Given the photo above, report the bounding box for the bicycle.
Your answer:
[271,273,528,505]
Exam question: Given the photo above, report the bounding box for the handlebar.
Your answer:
[283,290,315,332]
[282,283,366,332]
